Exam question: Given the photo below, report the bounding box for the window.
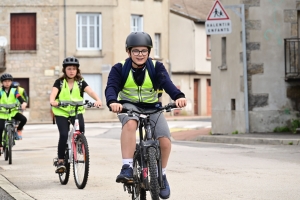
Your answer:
[10,13,36,50]
[77,14,102,50]
[82,74,102,102]
[154,33,161,58]
[206,35,211,58]
[221,37,226,66]
[131,15,143,32]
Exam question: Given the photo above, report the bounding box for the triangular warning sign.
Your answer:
[206,0,230,20]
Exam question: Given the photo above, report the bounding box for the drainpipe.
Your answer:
[64,0,66,58]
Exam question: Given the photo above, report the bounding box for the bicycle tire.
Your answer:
[59,146,70,185]
[7,125,14,165]
[73,134,89,189]
[3,132,8,161]
[147,147,160,200]
[132,146,146,200]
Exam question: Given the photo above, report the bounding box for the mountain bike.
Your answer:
[0,104,19,164]
[53,100,95,189]
[117,103,177,200]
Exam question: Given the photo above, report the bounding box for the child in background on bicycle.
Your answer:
[0,73,27,146]
[49,56,102,173]
[105,32,187,199]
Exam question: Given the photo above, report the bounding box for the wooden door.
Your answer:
[206,79,211,116]
[194,79,199,115]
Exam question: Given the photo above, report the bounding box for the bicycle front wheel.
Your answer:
[59,146,70,185]
[3,131,8,161]
[73,134,89,189]
[147,147,160,200]
[7,125,14,165]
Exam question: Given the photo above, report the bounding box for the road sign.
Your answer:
[205,0,232,35]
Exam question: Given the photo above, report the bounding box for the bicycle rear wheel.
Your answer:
[147,147,160,200]
[73,134,89,189]
[132,146,146,200]
[59,146,70,185]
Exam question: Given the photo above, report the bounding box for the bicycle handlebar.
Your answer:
[54,100,98,108]
[115,103,179,116]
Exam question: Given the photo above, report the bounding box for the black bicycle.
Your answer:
[0,104,20,164]
[117,103,177,200]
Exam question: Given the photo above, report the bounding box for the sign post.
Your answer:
[205,0,232,35]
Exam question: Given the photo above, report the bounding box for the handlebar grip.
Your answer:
[167,103,177,108]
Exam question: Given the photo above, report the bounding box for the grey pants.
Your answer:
[118,103,171,140]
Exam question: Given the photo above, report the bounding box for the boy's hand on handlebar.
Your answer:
[94,100,102,108]
[175,98,187,108]
[109,103,123,113]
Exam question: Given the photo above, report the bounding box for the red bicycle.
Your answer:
[53,100,94,189]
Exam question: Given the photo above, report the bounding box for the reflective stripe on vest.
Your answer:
[0,88,18,119]
[118,70,158,103]
[52,79,84,117]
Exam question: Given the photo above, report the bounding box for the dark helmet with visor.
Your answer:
[1,73,13,82]
[62,56,80,68]
[125,32,153,51]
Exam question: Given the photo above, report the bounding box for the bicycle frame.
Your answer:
[67,118,84,164]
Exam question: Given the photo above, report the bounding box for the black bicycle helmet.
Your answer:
[62,56,80,68]
[1,73,13,82]
[125,32,153,51]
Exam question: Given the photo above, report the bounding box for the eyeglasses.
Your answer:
[131,49,149,56]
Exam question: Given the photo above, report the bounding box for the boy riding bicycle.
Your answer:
[49,56,102,173]
[0,73,27,148]
[105,32,187,199]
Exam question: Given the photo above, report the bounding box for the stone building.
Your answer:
[0,0,170,123]
[211,0,300,133]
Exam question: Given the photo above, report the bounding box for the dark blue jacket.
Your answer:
[105,58,185,108]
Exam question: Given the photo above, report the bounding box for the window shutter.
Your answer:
[11,13,36,50]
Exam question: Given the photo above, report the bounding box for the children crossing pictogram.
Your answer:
[207,1,230,20]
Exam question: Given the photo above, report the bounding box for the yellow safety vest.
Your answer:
[17,87,27,103]
[0,88,18,119]
[52,79,84,117]
[118,68,158,103]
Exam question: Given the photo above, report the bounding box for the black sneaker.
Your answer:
[55,162,66,173]
[116,164,133,183]
[159,175,170,199]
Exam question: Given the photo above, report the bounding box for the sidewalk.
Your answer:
[171,128,300,145]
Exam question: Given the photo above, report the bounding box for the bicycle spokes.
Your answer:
[73,134,89,189]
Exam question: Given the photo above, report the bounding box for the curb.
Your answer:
[195,135,300,145]
[0,175,34,200]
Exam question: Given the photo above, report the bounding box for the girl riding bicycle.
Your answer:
[0,73,27,149]
[49,56,102,173]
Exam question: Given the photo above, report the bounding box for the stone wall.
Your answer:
[0,0,60,123]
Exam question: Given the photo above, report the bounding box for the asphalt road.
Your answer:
[0,122,299,200]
